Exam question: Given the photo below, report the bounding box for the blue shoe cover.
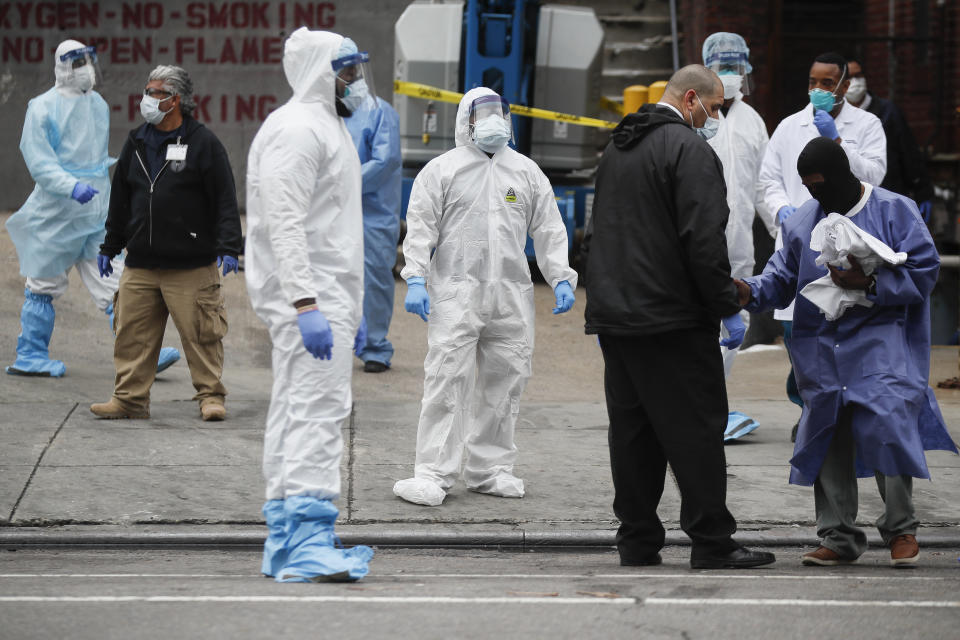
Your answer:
[156,347,181,374]
[261,499,287,577]
[7,289,65,377]
[724,411,759,442]
[275,496,374,583]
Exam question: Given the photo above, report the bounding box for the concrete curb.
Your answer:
[3,525,960,550]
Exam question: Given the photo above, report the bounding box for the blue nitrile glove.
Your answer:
[71,182,98,204]
[720,313,745,349]
[97,254,113,278]
[297,308,334,359]
[777,205,797,223]
[813,109,840,140]
[353,316,367,356]
[404,277,430,322]
[217,255,239,276]
[918,200,932,223]
[552,280,575,314]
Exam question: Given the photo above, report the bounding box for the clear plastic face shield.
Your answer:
[332,51,376,113]
[59,45,101,93]
[468,95,514,152]
[706,50,751,98]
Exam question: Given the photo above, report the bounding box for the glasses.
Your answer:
[144,88,173,99]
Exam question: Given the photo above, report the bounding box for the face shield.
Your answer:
[468,95,513,153]
[332,51,376,114]
[59,45,101,93]
[705,50,752,98]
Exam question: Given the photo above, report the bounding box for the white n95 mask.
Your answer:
[140,94,173,125]
[719,74,742,100]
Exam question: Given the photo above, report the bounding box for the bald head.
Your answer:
[662,64,723,128]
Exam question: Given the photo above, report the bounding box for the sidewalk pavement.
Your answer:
[1,216,958,549]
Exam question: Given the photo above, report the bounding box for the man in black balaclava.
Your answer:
[734,136,956,569]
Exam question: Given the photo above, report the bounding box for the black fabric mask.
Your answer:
[797,137,861,214]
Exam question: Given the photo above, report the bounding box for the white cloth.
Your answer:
[800,184,907,320]
[397,87,576,496]
[245,28,364,501]
[759,100,887,320]
[707,93,771,279]
[26,255,124,311]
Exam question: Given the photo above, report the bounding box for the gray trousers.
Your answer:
[813,410,918,559]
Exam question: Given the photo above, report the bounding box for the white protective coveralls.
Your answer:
[759,99,887,321]
[707,92,772,377]
[395,87,577,505]
[245,28,364,501]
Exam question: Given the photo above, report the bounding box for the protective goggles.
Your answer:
[331,51,377,103]
[59,45,98,69]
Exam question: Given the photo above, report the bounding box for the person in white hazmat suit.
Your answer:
[6,40,180,378]
[245,27,373,582]
[702,33,773,440]
[393,87,578,507]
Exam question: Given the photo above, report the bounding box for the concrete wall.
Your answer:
[0,0,408,211]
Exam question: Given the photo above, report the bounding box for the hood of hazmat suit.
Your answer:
[6,39,114,279]
[396,87,577,496]
[244,27,364,502]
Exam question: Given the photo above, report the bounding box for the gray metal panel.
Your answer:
[393,1,464,166]
[530,5,605,171]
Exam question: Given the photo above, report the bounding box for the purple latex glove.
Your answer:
[97,254,113,278]
[71,182,98,204]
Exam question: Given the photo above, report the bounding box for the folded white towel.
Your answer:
[800,213,907,320]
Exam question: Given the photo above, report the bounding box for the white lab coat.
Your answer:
[759,99,886,320]
[245,28,364,501]
[397,87,576,501]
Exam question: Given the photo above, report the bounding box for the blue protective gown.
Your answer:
[345,97,402,366]
[744,185,958,486]
[6,87,114,278]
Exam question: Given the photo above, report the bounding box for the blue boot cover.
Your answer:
[261,499,288,577]
[276,496,374,583]
[724,411,759,442]
[156,347,181,374]
[105,304,181,374]
[7,289,66,377]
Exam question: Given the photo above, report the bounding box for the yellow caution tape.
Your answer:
[599,96,625,116]
[394,80,619,130]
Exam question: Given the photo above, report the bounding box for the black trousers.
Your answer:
[599,329,738,560]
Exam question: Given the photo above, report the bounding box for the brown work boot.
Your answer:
[801,546,857,566]
[90,399,149,420]
[200,400,226,422]
[889,534,919,568]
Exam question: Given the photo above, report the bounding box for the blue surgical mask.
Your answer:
[689,93,720,141]
[341,78,369,113]
[472,115,511,153]
[809,66,846,112]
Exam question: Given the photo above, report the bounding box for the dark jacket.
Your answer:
[102,115,242,269]
[582,104,740,336]
[865,93,934,203]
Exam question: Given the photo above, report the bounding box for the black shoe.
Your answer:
[620,553,662,567]
[791,421,799,443]
[363,360,388,373]
[690,546,776,569]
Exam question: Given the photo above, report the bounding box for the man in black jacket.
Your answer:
[845,59,934,221]
[91,65,242,422]
[582,64,775,569]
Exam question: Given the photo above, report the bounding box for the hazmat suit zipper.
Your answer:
[133,148,170,248]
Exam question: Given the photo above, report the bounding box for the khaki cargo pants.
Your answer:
[111,263,228,412]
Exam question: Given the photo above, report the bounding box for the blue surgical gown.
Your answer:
[346,97,402,366]
[6,87,114,279]
[745,186,958,485]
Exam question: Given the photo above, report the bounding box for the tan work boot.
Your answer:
[801,546,857,566]
[889,534,919,568]
[200,400,226,422]
[90,399,149,420]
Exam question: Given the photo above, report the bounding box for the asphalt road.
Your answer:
[2,547,958,639]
